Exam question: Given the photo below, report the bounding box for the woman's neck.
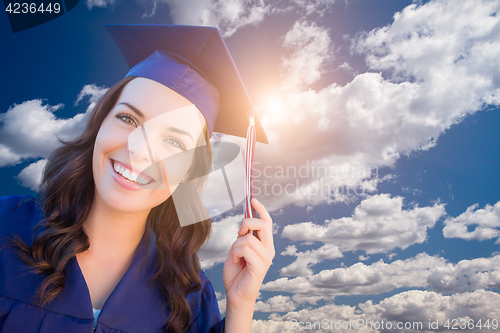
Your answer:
[82,193,149,258]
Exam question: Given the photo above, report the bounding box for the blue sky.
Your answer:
[2,0,500,331]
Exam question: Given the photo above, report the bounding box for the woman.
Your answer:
[0,24,274,333]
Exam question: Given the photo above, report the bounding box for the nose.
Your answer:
[127,125,153,163]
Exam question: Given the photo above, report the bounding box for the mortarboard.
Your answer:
[105,24,265,227]
[105,24,267,144]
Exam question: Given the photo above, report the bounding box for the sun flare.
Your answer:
[267,97,285,112]
[259,94,289,126]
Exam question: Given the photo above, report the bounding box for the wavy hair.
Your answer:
[7,76,213,333]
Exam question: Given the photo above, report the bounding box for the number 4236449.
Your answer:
[443,318,498,330]
[5,2,62,14]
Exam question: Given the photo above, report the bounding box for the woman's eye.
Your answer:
[165,138,186,151]
[115,113,138,127]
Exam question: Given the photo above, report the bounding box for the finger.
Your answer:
[238,218,268,236]
[238,219,274,256]
[224,249,246,281]
[251,198,272,223]
[231,244,271,274]
[231,234,273,267]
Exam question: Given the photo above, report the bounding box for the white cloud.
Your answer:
[75,83,108,107]
[443,201,500,242]
[427,255,500,293]
[262,253,500,304]
[292,0,336,16]
[281,20,332,92]
[16,159,47,191]
[280,244,343,277]
[0,84,107,189]
[254,0,500,209]
[85,0,116,10]
[355,0,500,100]
[360,289,500,333]
[251,289,500,333]
[199,214,241,269]
[358,254,369,261]
[353,0,500,121]
[255,295,297,312]
[0,100,67,165]
[85,0,281,36]
[85,0,338,38]
[279,194,445,276]
[0,144,21,167]
[154,0,269,37]
[215,291,227,315]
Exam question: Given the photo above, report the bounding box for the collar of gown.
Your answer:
[43,228,172,331]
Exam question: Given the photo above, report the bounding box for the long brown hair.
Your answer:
[8,76,213,333]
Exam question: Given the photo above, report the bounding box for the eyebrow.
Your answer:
[118,102,144,118]
[167,127,193,141]
[118,102,194,141]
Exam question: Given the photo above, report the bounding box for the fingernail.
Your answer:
[253,198,259,204]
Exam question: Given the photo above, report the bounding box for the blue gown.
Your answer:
[0,195,225,333]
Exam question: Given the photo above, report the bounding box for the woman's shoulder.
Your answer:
[0,195,44,244]
[195,270,220,309]
[198,270,219,299]
[0,195,38,211]
[185,269,223,332]
[198,269,210,287]
[185,270,218,305]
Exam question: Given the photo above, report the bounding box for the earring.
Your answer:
[182,177,185,181]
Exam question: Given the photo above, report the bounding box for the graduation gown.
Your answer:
[0,195,225,333]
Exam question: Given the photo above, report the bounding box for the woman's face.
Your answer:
[92,77,208,215]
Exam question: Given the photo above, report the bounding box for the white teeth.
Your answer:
[131,171,138,181]
[136,175,147,185]
[112,160,151,185]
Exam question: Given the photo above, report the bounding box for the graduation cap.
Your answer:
[105,24,267,144]
[105,24,264,225]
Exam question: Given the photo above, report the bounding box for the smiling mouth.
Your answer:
[111,159,154,185]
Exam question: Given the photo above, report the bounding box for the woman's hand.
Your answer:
[222,198,275,332]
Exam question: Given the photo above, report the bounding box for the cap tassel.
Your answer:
[244,114,256,219]
[242,111,258,269]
